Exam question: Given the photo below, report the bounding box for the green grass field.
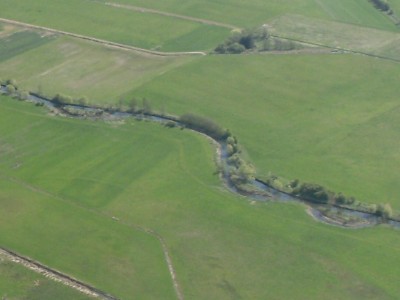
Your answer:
[0,97,177,299]
[1,2,400,298]
[0,0,398,54]
[0,0,229,52]
[0,30,53,62]
[96,0,398,30]
[0,95,400,299]
[0,253,91,300]
[2,25,400,210]
[269,14,400,60]
[0,32,191,103]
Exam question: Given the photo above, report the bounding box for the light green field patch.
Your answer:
[269,14,400,60]
[0,34,193,103]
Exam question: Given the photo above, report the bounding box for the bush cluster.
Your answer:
[369,0,391,12]
[1,79,30,101]
[225,135,255,185]
[179,113,228,140]
[214,29,262,54]
[214,27,299,54]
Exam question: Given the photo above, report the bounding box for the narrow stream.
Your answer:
[1,86,399,229]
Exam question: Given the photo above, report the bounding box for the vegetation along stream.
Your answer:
[1,84,399,230]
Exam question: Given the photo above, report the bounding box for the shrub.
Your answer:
[293,183,330,203]
[376,203,393,219]
[180,113,228,140]
[369,0,390,12]
[227,42,246,54]
[6,84,16,95]
[214,28,259,54]
[52,93,73,105]
[164,121,176,128]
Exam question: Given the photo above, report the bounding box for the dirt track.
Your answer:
[0,17,206,57]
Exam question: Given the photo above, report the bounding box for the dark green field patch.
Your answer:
[0,30,54,62]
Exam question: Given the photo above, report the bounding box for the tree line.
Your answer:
[214,27,298,54]
[264,175,394,220]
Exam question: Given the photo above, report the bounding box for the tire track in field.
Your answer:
[0,247,118,299]
[97,1,239,30]
[1,175,184,300]
[0,18,206,57]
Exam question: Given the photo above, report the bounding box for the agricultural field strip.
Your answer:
[0,173,184,300]
[82,1,400,63]
[0,247,117,300]
[0,18,206,56]
[269,33,400,63]
[91,0,238,29]
[268,14,400,62]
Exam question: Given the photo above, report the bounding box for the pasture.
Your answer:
[1,1,400,298]
[93,0,398,31]
[0,31,191,103]
[2,24,400,210]
[0,95,399,299]
[0,0,229,52]
[0,0,398,54]
[0,30,53,62]
[269,14,400,60]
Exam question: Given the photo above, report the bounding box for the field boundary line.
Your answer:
[270,33,400,63]
[0,247,118,299]
[95,0,238,30]
[0,18,206,57]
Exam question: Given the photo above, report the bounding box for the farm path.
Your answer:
[0,17,206,57]
[1,174,184,300]
[0,247,118,299]
[96,1,238,29]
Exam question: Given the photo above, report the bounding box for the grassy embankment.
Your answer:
[0,95,400,299]
[0,253,91,300]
